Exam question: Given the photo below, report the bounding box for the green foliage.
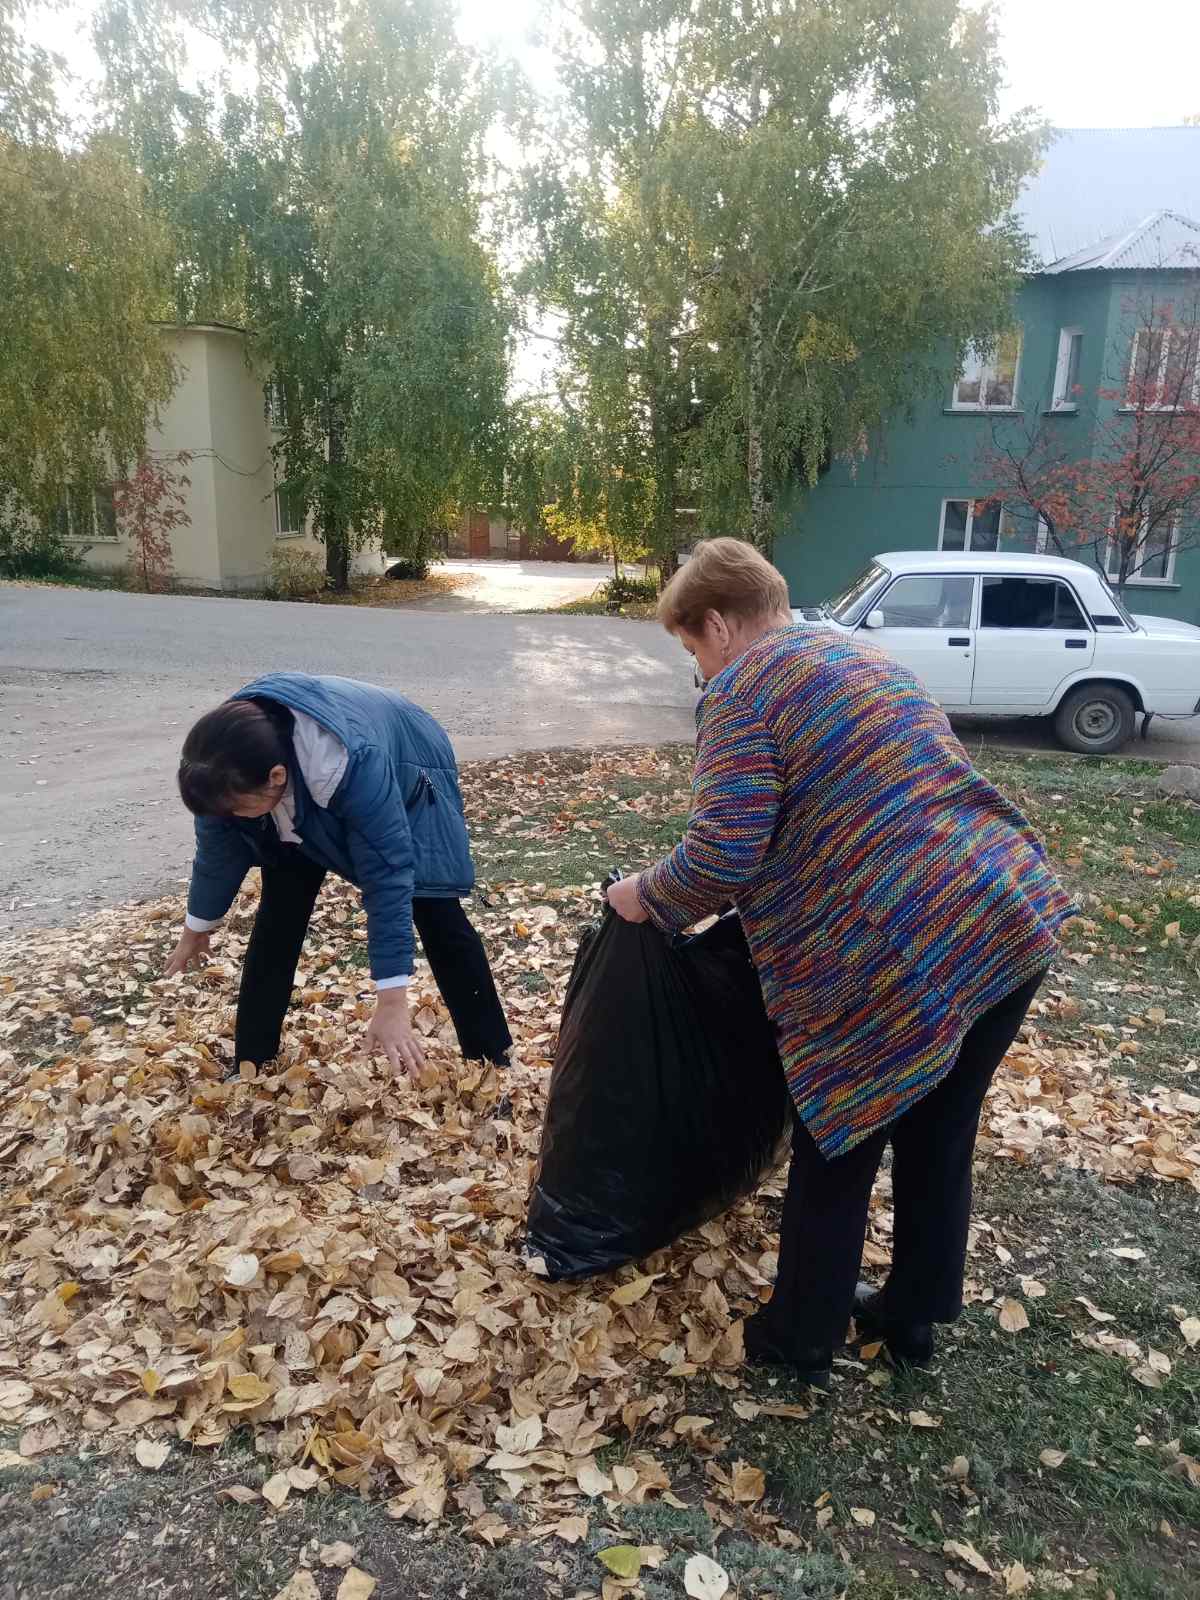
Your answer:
[0,487,83,580]
[95,0,510,589]
[0,0,176,520]
[544,498,650,578]
[267,544,326,599]
[603,573,659,605]
[522,0,1044,556]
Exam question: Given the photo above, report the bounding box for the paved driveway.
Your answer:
[402,558,621,611]
[2,583,1198,932]
[0,585,697,930]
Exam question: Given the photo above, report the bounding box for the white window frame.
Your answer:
[1105,514,1179,586]
[950,331,1023,412]
[59,485,119,544]
[273,481,305,540]
[1051,327,1083,411]
[1125,326,1200,412]
[938,497,1009,552]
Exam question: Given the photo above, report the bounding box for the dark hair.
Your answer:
[178,698,291,816]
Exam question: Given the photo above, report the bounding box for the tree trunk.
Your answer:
[747,290,770,556]
[612,542,620,581]
[323,403,350,592]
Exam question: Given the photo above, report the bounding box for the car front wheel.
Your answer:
[1053,683,1136,755]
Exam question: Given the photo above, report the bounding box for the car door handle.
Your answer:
[948,636,971,647]
[1064,638,1088,649]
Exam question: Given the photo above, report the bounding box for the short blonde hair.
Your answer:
[658,537,790,633]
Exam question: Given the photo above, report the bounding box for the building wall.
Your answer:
[78,325,384,589]
[775,273,1200,624]
[78,328,230,587]
[204,328,276,590]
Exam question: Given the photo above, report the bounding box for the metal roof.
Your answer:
[1016,127,1200,270]
[1040,209,1200,274]
[873,550,1106,579]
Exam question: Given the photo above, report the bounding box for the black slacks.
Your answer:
[232,851,512,1068]
[767,973,1045,1353]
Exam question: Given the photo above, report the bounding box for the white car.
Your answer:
[792,551,1200,754]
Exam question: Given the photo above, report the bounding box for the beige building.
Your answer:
[71,323,383,590]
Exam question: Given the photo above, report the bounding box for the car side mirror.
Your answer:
[863,609,886,630]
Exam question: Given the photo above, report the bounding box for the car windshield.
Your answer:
[826,562,889,625]
[1099,573,1138,629]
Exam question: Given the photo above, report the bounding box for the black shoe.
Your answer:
[743,1312,831,1390]
[852,1282,935,1368]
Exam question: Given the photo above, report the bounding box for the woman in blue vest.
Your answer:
[165,672,511,1078]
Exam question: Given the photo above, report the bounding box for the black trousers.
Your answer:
[767,973,1044,1353]
[232,852,513,1068]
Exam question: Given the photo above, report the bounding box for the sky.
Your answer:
[28,0,1200,130]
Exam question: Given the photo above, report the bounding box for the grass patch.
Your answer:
[551,593,658,618]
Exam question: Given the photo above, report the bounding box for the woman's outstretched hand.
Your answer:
[366,988,426,1079]
[165,927,212,977]
[606,873,650,923]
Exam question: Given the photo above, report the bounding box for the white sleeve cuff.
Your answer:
[185,913,224,933]
[375,974,412,991]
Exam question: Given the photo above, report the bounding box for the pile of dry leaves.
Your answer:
[1,870,1197,1549]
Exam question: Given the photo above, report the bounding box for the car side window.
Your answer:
[979,577,1088,630]
[876,575,974,629]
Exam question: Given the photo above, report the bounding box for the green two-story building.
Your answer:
[775,127,1200,625]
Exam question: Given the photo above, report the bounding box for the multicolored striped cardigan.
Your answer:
[637,626,1075,1158]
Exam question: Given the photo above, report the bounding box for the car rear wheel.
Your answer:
[1053,683,1136,755]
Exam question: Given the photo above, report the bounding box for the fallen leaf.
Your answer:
[576,1457,613,1497]
[684,1553,730,1600]
[1109,1247,1146,1261]
[135,1439,170,1471]
[999,1298,1029,1333]
[610,1275,657,1307]
[224,1253,260,1287]
[320,1542,357,1569]
[1076,1296,1115,1324]
[226,1373,273,1405]
[270,1575,321,1600]
[730,1460,766,1502]
[261,1472,292,1509]
[598,1547,643,1579]
[850,1507,876,1526]
[1179,1316,1200,1349]
[217,1485,260,1504]
[943,1538,994,1577]
[554,1514,589,1545]
[1004,1561,1034,1595]
[908,1410,942,1429]
[948,1456,970,1481]
[1039,1448,1068,1469]
[335,1571,377,1600]
[1132,1364,1164,1389]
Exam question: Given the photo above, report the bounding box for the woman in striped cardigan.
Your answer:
[607,539,1074,1388]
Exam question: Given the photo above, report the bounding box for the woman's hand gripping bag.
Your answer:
[525,906,791,1280]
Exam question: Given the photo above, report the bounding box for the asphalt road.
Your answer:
[0,584,698,931]
[2,583,1198,933]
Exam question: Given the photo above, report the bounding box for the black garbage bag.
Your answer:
[525,903,792,1280]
